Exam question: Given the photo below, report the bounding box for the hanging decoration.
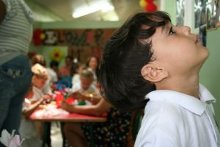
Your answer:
[32,28,115,63]
[139,0,157,12]
[32,28,45,46]
[139,0,147,8]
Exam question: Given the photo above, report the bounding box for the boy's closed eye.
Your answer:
[169,26,176,35]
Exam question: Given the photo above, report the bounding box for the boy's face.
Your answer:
[150,23,208,76]
[80,77,93,90]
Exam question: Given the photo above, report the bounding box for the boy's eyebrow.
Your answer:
[162,24,172,34]
[161,25,168,33]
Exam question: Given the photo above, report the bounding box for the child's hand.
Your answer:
[42,94,52,104]
[61,101,74,112]
[40,98,47,105]
[71,91,84,100]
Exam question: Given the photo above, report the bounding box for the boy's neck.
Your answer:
[156,75,200,99]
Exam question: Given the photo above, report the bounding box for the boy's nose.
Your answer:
[182,26,191,35]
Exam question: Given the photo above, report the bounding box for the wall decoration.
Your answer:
[194,0,207,28]
[32,28,45,46]
[206,0,220,29]
[33,28,115,46]
[49,48,64,62]
[139,0,147,8]
[192,0,220,29]
[139,0,158,12]
[194,0,220,46]
[32,28,115,63]
[176,0,185,26]
[176,0,220,46]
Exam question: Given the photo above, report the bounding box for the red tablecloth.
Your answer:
[29,105,106,122]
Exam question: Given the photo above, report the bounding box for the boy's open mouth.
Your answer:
[195,35,200,44]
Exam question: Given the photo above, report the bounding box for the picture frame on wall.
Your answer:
[206,0,220,29]
[175,0,219,46]
[194,0,207,29]
[176,0,185,26]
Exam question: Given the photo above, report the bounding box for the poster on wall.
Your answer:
[176,0,220,46]
[194,0,207,28]
[194,0,220,29]
[176,0,185,26]
[32,28,115,63]
[206,0,220,29]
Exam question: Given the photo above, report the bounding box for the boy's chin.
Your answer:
[201,46,209,59]
[200,52,209,66]
[204,48,209,60]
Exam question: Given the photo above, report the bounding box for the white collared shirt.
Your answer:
[135,84,220,147]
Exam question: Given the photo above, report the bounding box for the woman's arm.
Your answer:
[61,99,111,116]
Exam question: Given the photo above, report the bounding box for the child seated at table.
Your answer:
[19,63,50,147]
[61,69,131,147]
[70,68,98,105]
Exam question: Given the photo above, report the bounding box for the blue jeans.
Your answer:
[0,55,32,135]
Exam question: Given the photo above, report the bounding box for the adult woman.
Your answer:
[0,0,33,140]
[86,56,99,82]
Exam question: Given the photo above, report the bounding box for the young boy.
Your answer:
[61,69,131,147]
[98,11,220,147]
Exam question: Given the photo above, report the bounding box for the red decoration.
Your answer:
[55,92,64,108]
[86,31,94,44]
[142,0,157,12]
[32,29,43,46]
[65,97,75,105]
[145,2,157,12]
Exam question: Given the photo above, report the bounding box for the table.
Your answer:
[29,104,107,146]
[29,104,107,122]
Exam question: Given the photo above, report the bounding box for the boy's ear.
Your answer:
[141,63,168,83]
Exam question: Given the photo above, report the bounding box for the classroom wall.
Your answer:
[200,27,220,122]
[31,2,220,123]
[163,0,176,25]
[30,21,123,67]
[30,0,176,68]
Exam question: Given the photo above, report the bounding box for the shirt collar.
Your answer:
[145,84,216,115]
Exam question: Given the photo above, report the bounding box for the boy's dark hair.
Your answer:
[98,11,171,112]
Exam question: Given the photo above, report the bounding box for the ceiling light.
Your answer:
[72,1,114,18]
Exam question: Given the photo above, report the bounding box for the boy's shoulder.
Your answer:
[145,99,182,123]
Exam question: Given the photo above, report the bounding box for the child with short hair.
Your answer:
[71,69,96,94]
[98,11,220,147]
[61,69,131,147]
